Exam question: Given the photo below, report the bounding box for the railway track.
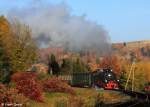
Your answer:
[96,99,150,107]
[103,88,150,100]
[95,89,150,107]
[111,100,149,107]
[117,89,150,101]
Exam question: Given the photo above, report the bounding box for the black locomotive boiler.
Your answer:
[71,68,119,89]
[93,68,119,89]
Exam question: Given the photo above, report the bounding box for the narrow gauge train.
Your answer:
[93,68,119,89]
[71,68,119,90]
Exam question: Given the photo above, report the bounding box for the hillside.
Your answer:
[38,40,150,62]
[112,40,150,61]
[112,40,150,49]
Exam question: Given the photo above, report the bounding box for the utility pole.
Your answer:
[132,64,135,91]
[125,61,136,91]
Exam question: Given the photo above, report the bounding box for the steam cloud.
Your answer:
[8,2,111,54]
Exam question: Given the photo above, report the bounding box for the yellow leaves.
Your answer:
[100,55,121,76]
[0,16,14,52]
[0,16,38,72]
[0,16,10,34]
[88,63,100,72]
[123,61,150,91]
[135,62,150,82]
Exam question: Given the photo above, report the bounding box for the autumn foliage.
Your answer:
[11,72,75,102]
[100,55,121,76]
[0,83,28,106]
[42,77,75,95]
[11,72,44,102]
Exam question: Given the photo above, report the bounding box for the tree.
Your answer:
[0,45,11,83]
[49,54,60,75]
[119,65,128,89]
[142,46,150,57]
[0,16,12,83]
[100,55,121,77]
[61,58,73,74]
[121,62,147,91]
[10,19,38,71]
[0,16,38,83]
[72,58,87,73]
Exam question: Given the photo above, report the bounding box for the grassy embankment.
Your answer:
[28,88,131,107]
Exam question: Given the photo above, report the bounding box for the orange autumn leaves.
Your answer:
[100,55,121,76]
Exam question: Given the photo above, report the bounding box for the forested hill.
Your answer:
[112,40,150,61]
[112,40,150,49]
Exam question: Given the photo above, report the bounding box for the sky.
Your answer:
[0,0,150,43]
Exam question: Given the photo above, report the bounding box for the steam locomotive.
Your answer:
[71,68,119,90]
[93,68,119,89]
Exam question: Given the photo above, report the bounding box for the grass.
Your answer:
[28,88,99,107]
[28,92,69,107]
[27,88,131,107]
[97,90,131,104]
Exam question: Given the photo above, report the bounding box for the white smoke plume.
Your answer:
[8,2,111,55]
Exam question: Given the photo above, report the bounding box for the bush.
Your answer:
[0,84,28,107]
[11,72,44,102]
[42,77,75,95]
[0,83,5,90]
[36,72,52,80]
[11,72,37,83]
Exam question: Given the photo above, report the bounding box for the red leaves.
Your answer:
[11,72,37,83]
[42,77,75,95]
[11,72,75,102]
[0,84,28,106]
[11,72,44,102]
[0,88,17,104]
[0,83,5,90]
[16,79,43,102]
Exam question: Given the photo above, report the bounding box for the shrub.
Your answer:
[36,72,52,80]
[11,72,37,83]
[0,84,28,107]
[0,83,5,90]
[0,83,6,105]
[42,77,75,95]
[11,72,44,102]
[16,79,43,102]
